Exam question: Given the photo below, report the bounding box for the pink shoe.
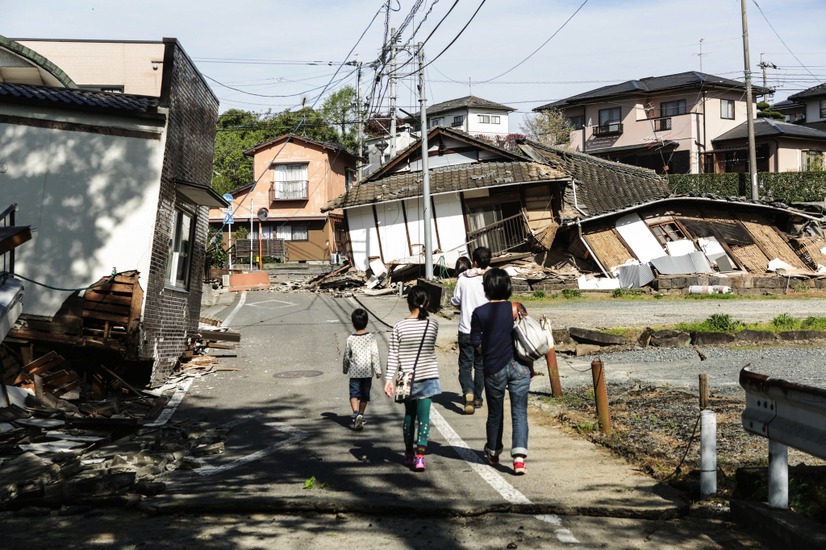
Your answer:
[513,458,526,475]
[413,454,426,472]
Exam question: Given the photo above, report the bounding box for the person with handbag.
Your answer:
[470,268,536,475]
[384,285,441,472]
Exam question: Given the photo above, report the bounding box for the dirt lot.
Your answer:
[532,382,826,522]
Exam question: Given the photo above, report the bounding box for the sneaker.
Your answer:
[354,414,364,431]
[473,399,483,408]
[513,458,526,475]
[464,393,475,415]
[413,454,426,472]
[483,447,500,465]
[403,452,415,467]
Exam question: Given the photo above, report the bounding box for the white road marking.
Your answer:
[194,414,311,477]
[143,377,194,428]
[221,291,247,327]
[246,299,296,309]
[430,408,580,544]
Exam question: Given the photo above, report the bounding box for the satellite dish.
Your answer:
[257,207,269,222]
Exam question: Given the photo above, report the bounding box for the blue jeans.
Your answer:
[484,360,531,458]
[458,332,485,401]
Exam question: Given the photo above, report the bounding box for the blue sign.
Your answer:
[222,193,233,203]
[223,213,234,224]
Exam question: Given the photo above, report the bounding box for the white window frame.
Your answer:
[273,163,309,200]
[478,114,490,124]
[721,99,735,120]
[276,223,309,242]
[491,115,500,124]
[166,208,194,289]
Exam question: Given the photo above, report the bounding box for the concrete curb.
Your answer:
[731,500,826,550]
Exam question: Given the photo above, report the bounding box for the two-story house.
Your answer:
[409,95,514,139]
[534,71,770,175]
[209,134,357,264]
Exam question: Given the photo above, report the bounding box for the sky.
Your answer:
[4,0,826,133]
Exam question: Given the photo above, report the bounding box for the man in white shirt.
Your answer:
[450,246,491,414]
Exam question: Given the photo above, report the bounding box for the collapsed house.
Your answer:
[0,35,227,386]
[323,128,826,293]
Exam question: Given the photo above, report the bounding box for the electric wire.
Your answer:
[752,0,821,84]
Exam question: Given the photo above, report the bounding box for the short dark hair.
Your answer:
[407,285,430,320]
[472,246,491,269]
[483,268,512,300]
[351,308,369,330]
[454,256,471,276]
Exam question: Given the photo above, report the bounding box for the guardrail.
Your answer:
[739,367,826,509]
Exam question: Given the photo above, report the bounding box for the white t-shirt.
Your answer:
[451,268,488,334]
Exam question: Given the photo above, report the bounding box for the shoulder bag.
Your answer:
[511,302,550,362]
[394,319,429,403]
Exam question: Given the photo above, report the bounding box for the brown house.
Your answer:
[210,134,357,264]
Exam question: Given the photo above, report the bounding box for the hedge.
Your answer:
[668,172,826,203]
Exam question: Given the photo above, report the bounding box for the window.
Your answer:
[273,163,308,200]
[660,100,686,117]
[166,209,194,289]
[595,107,622,135]
[478,114,490,123]
[491,115,500,124]
[650,222,686,246]
[452,115,464,127]
[721,99,735,120]
[802,150,824,171]
[567,115,584,129]
[276,223,309,241]
[429,117,443,128]
[653,118,672,131]
[820,100,826,119]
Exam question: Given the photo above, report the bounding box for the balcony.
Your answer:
[653,118,672,131]
[466,212,530,257]
[269,180,308,202]
[592,122,623,137]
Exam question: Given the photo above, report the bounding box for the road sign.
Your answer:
[223,213,234,224]
[222,193,234,203]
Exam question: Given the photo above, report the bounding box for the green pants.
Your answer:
[403,398,432,452]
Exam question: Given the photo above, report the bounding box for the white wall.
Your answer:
[0,106,165,316]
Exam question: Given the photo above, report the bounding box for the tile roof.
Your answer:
[243,133,357,160]
[324,161,566,211]
[535,71,771,111]
[409,95,515,119]
[517,141,670,218]
[712,118,826,142]
[0,82,159,114]
[788,83,826,101]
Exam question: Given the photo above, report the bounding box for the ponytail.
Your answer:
[406,285,430,320]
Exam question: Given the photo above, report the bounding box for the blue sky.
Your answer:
[5,1,825,131]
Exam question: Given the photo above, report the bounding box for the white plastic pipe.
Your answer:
[700,410,717,497]
[768,440,789,509]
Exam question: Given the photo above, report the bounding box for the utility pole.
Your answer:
[417,43,433,280]
[356,62,364,183]
[389,28,398,159]
[741,0,759,200]
[758,56,778,96]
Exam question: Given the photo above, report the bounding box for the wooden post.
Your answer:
[699,373,709,410]
[591,358,611,435]
[540,316,562,397]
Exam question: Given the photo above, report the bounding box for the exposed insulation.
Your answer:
[729,243,770,273]
[791,236,826,269]
[737,217,807,270]
[583,229,635,270]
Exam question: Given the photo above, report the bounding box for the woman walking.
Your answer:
[384,286,441,472]
[470,268,535,475]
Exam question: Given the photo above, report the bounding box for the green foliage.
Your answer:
[561,288,582,299]
[302,476,327,490]
[756,101,785,120]
[771,313,797,330]
[206,227,228,269]
[612,288,644,298]
[212,104,352,194]
[801,316,826,331]
[667,171,826,203]
[677,313,744,333]
[532,290,547,299]
[320,86,357,152]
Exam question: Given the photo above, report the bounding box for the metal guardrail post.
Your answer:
[768,440,789,509]
[700,410,717,497]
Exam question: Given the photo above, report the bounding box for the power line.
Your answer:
[752,0,821,83]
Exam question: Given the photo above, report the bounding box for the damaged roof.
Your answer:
[517,141,670,219]
[324,160,567,211]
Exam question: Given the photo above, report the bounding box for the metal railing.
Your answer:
[740,367,826,509]
[592,122,623,136]
[466,212,531,257]
[1,203,18,286]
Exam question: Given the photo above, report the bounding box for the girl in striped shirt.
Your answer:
[384,285,441,472]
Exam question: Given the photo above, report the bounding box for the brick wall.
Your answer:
[142,39,219,385]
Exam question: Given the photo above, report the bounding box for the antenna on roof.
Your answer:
[693,38,709,72]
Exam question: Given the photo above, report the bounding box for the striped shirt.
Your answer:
[385,317,440,383]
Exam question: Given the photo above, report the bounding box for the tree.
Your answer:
[756,101,785,121]
[211,106,350,194]
[520,108,572,147]
[321,86,357,151]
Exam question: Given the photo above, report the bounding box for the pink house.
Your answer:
[209,134,357,264]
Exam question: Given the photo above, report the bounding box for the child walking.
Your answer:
[343,308,382,430]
